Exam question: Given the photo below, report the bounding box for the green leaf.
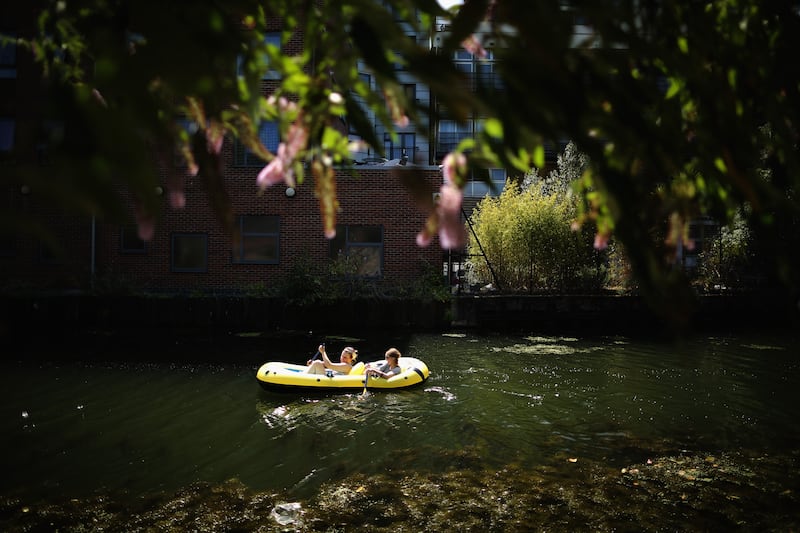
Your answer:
[533,145,545,168]
[484,118,503,139]
[321,126,340,150]
[666,78,681,99]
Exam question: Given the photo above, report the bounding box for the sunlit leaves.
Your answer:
[313,159,339,240]
[468,179,599,292]
[666,78,683,100]
[484,118,503,139]
[677,36,689,54]
[533,145,545,169]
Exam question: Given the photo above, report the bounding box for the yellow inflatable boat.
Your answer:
[256,357,430,393]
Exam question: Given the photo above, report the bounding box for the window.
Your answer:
[402,83,416,105]
[171,233,207,272]
[233,215,280,264]
[234,120,279,166]
[238,32,281,80]
[0,118,14,152]
[476,60,503,91]
[262,33,281,78]
[437,119,473,159]
[359,72,372,90]
[384,132,415,161]
[348,73,373,136]
[464,168,507,198]
[329,225,383,278]
[0,32,16,79]
[683,218,720,270]
[120,225,146,253]
[172,116,198,167]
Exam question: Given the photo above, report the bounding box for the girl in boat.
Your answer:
[365,348,402,379]
[305,344,357,375]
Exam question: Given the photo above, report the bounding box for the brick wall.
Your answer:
[2,158,445,293]
[0,4,449,294]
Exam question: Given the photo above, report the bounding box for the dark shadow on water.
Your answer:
[8,326,420,365]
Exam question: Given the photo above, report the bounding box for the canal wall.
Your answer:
[451,291,798,334]
[1,290,796,337]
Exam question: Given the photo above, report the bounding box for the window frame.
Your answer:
[261,32,282,79]
[383,131,416,161]
[120,225,147,254]
[233,120,280,167]
[329,224,384,279]
[232,215,280,265]
[171,233,208,273]
[464,168,507,198]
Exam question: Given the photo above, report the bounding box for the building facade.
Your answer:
[2,4,479,295]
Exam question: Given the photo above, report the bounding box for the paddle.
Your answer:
[308,343,324,364]
[362,369,369,396]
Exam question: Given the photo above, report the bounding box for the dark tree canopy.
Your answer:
[4,0,799,324]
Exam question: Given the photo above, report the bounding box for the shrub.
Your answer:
[467,179,604,292]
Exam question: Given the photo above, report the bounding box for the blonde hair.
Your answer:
[344,347,358,361]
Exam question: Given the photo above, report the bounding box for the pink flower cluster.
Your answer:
[256,118,309,191]
[461,35,487,59]
[256,97,308,191]
[417,152,468,249]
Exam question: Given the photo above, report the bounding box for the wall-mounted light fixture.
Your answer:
[285,187,296,198]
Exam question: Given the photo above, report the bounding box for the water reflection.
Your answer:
[2,330,799,530]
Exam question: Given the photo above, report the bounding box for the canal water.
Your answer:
[2,328,799,531]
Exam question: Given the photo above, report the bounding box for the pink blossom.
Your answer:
[256,153,286,190]
[417,152,469,249]
[206,126,224,155]
[285,121,308,160]
[437,182,467,249]
[255,119,309,190]
[416,182,467,250]
[416,230,432,247]
[384,89,409,129]
[134,208,155,241]
[593,233,609,250]
[169,190,186,209]
[416,215,438,247]
[91,88,108,108]
[442,152,467,185]
[461,35,487,59]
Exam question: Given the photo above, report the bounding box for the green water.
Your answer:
[2,330,799,530]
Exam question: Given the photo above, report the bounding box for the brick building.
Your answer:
[1,4,481,295]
